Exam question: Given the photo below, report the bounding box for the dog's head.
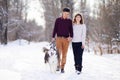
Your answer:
[43,47,57,63]
[43,47,49,53]
[43,42,59,64]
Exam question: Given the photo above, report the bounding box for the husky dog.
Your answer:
[43,41,59,73]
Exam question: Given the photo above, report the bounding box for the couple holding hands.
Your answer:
[52,8,86,75]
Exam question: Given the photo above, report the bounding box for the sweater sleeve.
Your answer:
[82,24,86,46]
[69,20,73,38]
[52,19,58,38]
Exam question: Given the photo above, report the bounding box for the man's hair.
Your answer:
[63,8,70,12]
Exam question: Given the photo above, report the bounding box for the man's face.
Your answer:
[62,12,70,19]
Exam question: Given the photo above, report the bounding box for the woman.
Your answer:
[72,13,86,75]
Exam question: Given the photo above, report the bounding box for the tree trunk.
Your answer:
[60,0,73,18]
[0,0,8,44]
[40,0,61,41]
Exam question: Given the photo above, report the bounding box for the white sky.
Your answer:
[87,0,95,8]
[73,0,96,17]
[27,0,45,27]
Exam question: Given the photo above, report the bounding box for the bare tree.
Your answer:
[40,0,74,41]
[86,0,120,54]
[60,0,73,18]
[0,0,8,44]
[40,0,61,41]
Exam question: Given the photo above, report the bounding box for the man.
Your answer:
[52,8,73,73]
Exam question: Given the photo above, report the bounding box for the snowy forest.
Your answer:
[0,0,120,80]
[0,0,120,54]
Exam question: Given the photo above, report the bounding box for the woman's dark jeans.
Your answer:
[72,42,84,72]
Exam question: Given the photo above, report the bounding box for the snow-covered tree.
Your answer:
[60,0,74,18]
[40,0,61,41]
[0,0,8,44]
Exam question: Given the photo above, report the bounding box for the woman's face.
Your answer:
[75,15,81,22]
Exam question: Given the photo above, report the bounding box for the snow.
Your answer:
[0,40,120,80]
[0,70,21,80]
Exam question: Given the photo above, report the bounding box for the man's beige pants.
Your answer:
[56,37,69,69]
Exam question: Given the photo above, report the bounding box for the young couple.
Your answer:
[52,8,86,75]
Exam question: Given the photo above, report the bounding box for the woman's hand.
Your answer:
[81,45,85,49]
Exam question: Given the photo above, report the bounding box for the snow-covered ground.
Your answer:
[0,40,120,80]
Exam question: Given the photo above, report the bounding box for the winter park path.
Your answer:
[0,40,120,80]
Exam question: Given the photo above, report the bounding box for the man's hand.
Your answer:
[67,37,72,41]
[52,38,55,42]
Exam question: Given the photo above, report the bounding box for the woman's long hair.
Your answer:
[73,13,84,24]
